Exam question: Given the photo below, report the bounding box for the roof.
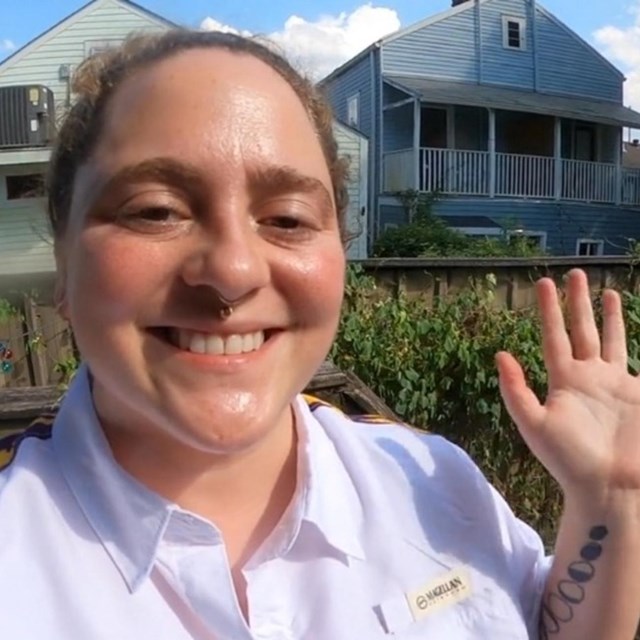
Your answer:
[386,75,640,128]
[439,215,502,229]
[0,0,177,76]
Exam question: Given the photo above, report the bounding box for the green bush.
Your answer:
[331,265,640,547]
[373,190,546,258]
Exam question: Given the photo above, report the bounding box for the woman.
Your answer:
[0,30,638,639]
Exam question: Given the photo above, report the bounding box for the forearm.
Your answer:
[541,491,640,640]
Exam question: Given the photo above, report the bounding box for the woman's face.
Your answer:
[55,48,346,454]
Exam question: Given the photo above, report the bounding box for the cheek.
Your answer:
[275,244,346,325]
[66,235,170,320]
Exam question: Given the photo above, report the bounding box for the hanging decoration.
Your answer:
[0,340,14,374]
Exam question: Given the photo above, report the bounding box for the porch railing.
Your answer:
[382,147,640,206]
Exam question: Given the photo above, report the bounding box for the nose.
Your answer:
[180,223,270,303]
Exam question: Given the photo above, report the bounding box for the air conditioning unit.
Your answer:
[0,85,55,148]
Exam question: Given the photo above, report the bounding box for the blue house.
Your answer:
[321,0,640,256]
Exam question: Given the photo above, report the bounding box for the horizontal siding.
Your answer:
[383,103,413,151]
[0,0,168,118]
[378,197,640,256]
[323,54,374,139]
[536,11,622,102]
[422,198,639,255]
[334,122,368,259]
[0,202,55,275]
[383,9,478,81]
[383,83,411,106]
[480,0,534,89]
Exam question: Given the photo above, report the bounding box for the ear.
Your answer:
[53,241,69,320]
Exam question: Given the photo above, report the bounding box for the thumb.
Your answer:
[496,351,545,438]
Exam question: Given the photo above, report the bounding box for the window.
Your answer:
[576,239,604,256]
[502,16,526,50]
[5,174,45,200]
[84,40,121,57]
[507,230,547,251]
[347,94,360,128]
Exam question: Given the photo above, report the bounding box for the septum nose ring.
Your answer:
[217,293,238,320]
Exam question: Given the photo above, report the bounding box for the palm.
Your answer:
[497,270,640,496]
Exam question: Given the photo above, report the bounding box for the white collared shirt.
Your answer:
[0,365,549,639]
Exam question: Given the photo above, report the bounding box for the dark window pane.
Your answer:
[5,174,44,200]
[507,22,521,48]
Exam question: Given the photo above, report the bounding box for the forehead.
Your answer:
[89,48,328,183]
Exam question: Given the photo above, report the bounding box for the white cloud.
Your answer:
[594,4,640,110]
[200,4,401,80]
[0,39,16,52]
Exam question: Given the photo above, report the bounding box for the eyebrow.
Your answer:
[247,165,335,219]
[94,158,335,217]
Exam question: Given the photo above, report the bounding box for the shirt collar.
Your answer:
[52,364,175,593]
[52,365,365,594]
[292,397,366,562]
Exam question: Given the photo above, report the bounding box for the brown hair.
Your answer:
[47,29,350,241]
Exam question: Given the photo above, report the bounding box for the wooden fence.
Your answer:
[0,296,74,389]
[1,257,639,390]
[359,256,640,309]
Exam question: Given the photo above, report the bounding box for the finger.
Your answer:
[565,269,600,360]
[601,289,627,366]
[536,277,572,378]
[496,351,545,433]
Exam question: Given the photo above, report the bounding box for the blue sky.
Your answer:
[1,1,639,101]
[0,1,633,55]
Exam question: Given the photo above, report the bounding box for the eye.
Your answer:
[267,216,302,230]
[116,205,192,234]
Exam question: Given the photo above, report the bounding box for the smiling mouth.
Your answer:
[151,328,276,356]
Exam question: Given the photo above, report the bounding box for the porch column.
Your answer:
[554,117,562,200]
[488,108,496,198]
[413,98,421,191]
[615,127,623,205]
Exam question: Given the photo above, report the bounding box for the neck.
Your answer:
[101,406,299,567]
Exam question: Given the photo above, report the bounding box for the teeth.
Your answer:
[173,330,266,355]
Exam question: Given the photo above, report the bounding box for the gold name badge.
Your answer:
[406,567,472,621]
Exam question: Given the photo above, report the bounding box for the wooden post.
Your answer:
[23,296,49,386]
[554,116,562,200]
[488,108,496,197]
[615,127,622,205]
[414,98,421,191]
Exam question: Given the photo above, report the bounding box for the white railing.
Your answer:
[421,148,488,195]
[495,152,555,198]
[561,159,617,203]
[382,149,415,192]
[381,147,640,206]
[622,168,640,205]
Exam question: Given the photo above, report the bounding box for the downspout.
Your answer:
[369,46,377,247]
[531,0,539,92]
[476,0,483,84]
[378,43,384,234]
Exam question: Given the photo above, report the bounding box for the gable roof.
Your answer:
[0,0,178,76]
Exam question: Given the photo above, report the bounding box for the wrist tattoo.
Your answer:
[539,525,609,638]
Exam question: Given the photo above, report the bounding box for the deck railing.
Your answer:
[382,147,640,206]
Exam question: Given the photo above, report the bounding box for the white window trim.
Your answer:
[347,93,360,128]
[502,16,526,50]
[450,226,503,237]
[507,230,547,250]
[576,238,604,256]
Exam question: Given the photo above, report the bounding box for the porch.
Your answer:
[381,76,640,206]
[383,148,640,205]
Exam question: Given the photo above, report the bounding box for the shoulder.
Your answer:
[0,414,56,477]
[301,394,481,490]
